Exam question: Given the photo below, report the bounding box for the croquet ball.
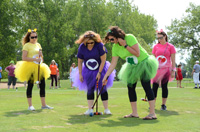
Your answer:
[89,112,94,117]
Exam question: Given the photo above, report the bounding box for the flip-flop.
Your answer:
[124,114,139,118]
[143,114,157,120]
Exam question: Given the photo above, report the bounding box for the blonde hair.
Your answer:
[75,31,102,45]
[51,60,56,65]
[22,30,37,46]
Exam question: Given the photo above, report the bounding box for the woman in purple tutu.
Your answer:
[73,31,115,115]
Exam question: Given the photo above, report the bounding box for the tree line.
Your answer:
[0,0,199,79]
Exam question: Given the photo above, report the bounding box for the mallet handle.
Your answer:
[91,76,109,109]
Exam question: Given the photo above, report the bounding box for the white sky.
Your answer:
[133,0,200,64]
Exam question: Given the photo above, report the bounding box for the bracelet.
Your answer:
[98,72,102,75]
[124,44,128,48]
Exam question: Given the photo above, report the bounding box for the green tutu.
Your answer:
[118,55,158,85]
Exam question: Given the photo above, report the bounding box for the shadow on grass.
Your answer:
[4,109,42,117]
[67,114,159,127]
[98,117,159,127]
[67,114,112,124]
[155,109,179,117]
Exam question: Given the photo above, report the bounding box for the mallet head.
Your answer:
[141,98,148,102]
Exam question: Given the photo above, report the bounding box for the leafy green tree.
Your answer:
[167,3,200,63]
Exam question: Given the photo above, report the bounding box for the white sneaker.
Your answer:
[28,106,35,111]
[84,109,93,115]
[104,109,112,115]
[41,105,54,109]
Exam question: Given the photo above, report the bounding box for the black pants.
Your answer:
[8,76,17,86]
[152,81,168,98]
[26,78,45,98]
[87,91,108,101]
[128,80,155,102]
[51,75,57,87]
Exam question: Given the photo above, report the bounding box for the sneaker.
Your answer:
[194,87,198,89]
[28,106,35,111]
[84,109,93,115]
[104,109,112,115]
[160,104,167,110]
[41,105,54,109]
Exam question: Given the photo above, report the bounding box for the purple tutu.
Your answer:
[73,61,116,94]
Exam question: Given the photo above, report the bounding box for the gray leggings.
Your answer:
[8,76,17,86]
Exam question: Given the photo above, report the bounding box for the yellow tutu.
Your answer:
[14,61,50,82]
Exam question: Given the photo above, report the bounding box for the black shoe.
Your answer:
[161,104,167,110]
[194,87,198,89]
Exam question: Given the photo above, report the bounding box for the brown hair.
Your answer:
[71,63,76,67]
[177,64,181,67]
[22,30,37,46]
[104,26,126,44]
[157,31,168,43]
[75,31,102,45]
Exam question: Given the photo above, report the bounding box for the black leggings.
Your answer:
[152,81,168,98]
[8,76,17,86]
[87,91,108,101]
[26,78,45,98]
[51,75,57,87]
[128,80,155,102]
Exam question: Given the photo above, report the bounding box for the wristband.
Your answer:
[98,72,102,75]
[124,44,128,48]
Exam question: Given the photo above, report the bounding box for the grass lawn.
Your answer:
[0,79,200,132]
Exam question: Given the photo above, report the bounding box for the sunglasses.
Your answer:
[157,36,164,40]
[109,38,114,41]
[84,34,95,38]
[30,36,38,39]
[86,42,94,45]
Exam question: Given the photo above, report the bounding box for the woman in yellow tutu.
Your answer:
[15,29,53,111]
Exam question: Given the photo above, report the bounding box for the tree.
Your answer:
[0,0,158,79]
[167,3,200,63]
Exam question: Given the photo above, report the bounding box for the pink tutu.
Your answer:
[152,67,174,85]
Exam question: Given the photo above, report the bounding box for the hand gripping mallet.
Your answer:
[91,76,109,115]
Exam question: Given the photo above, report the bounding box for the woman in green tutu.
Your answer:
[103,26,158,120]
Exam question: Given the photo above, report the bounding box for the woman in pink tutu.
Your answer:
[152,29,176,111]
[73,31,116,115]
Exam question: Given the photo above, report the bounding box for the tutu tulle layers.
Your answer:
[152,67,174,85]
[118,55,158,85]
[15,61,50,82]
[73,61,116,94]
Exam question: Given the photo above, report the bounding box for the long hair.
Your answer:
[22,30,37,46]
[75,31,102,45]
[157,31,168,43]
[104,26,126,43]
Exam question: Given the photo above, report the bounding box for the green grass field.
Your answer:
[0,79,200,132]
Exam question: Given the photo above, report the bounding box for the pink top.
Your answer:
[5,65,16,77]
[152,42,176,68]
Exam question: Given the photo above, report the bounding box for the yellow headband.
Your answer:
[28,28,37,33]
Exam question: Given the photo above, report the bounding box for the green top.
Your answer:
[112,34,149,63]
